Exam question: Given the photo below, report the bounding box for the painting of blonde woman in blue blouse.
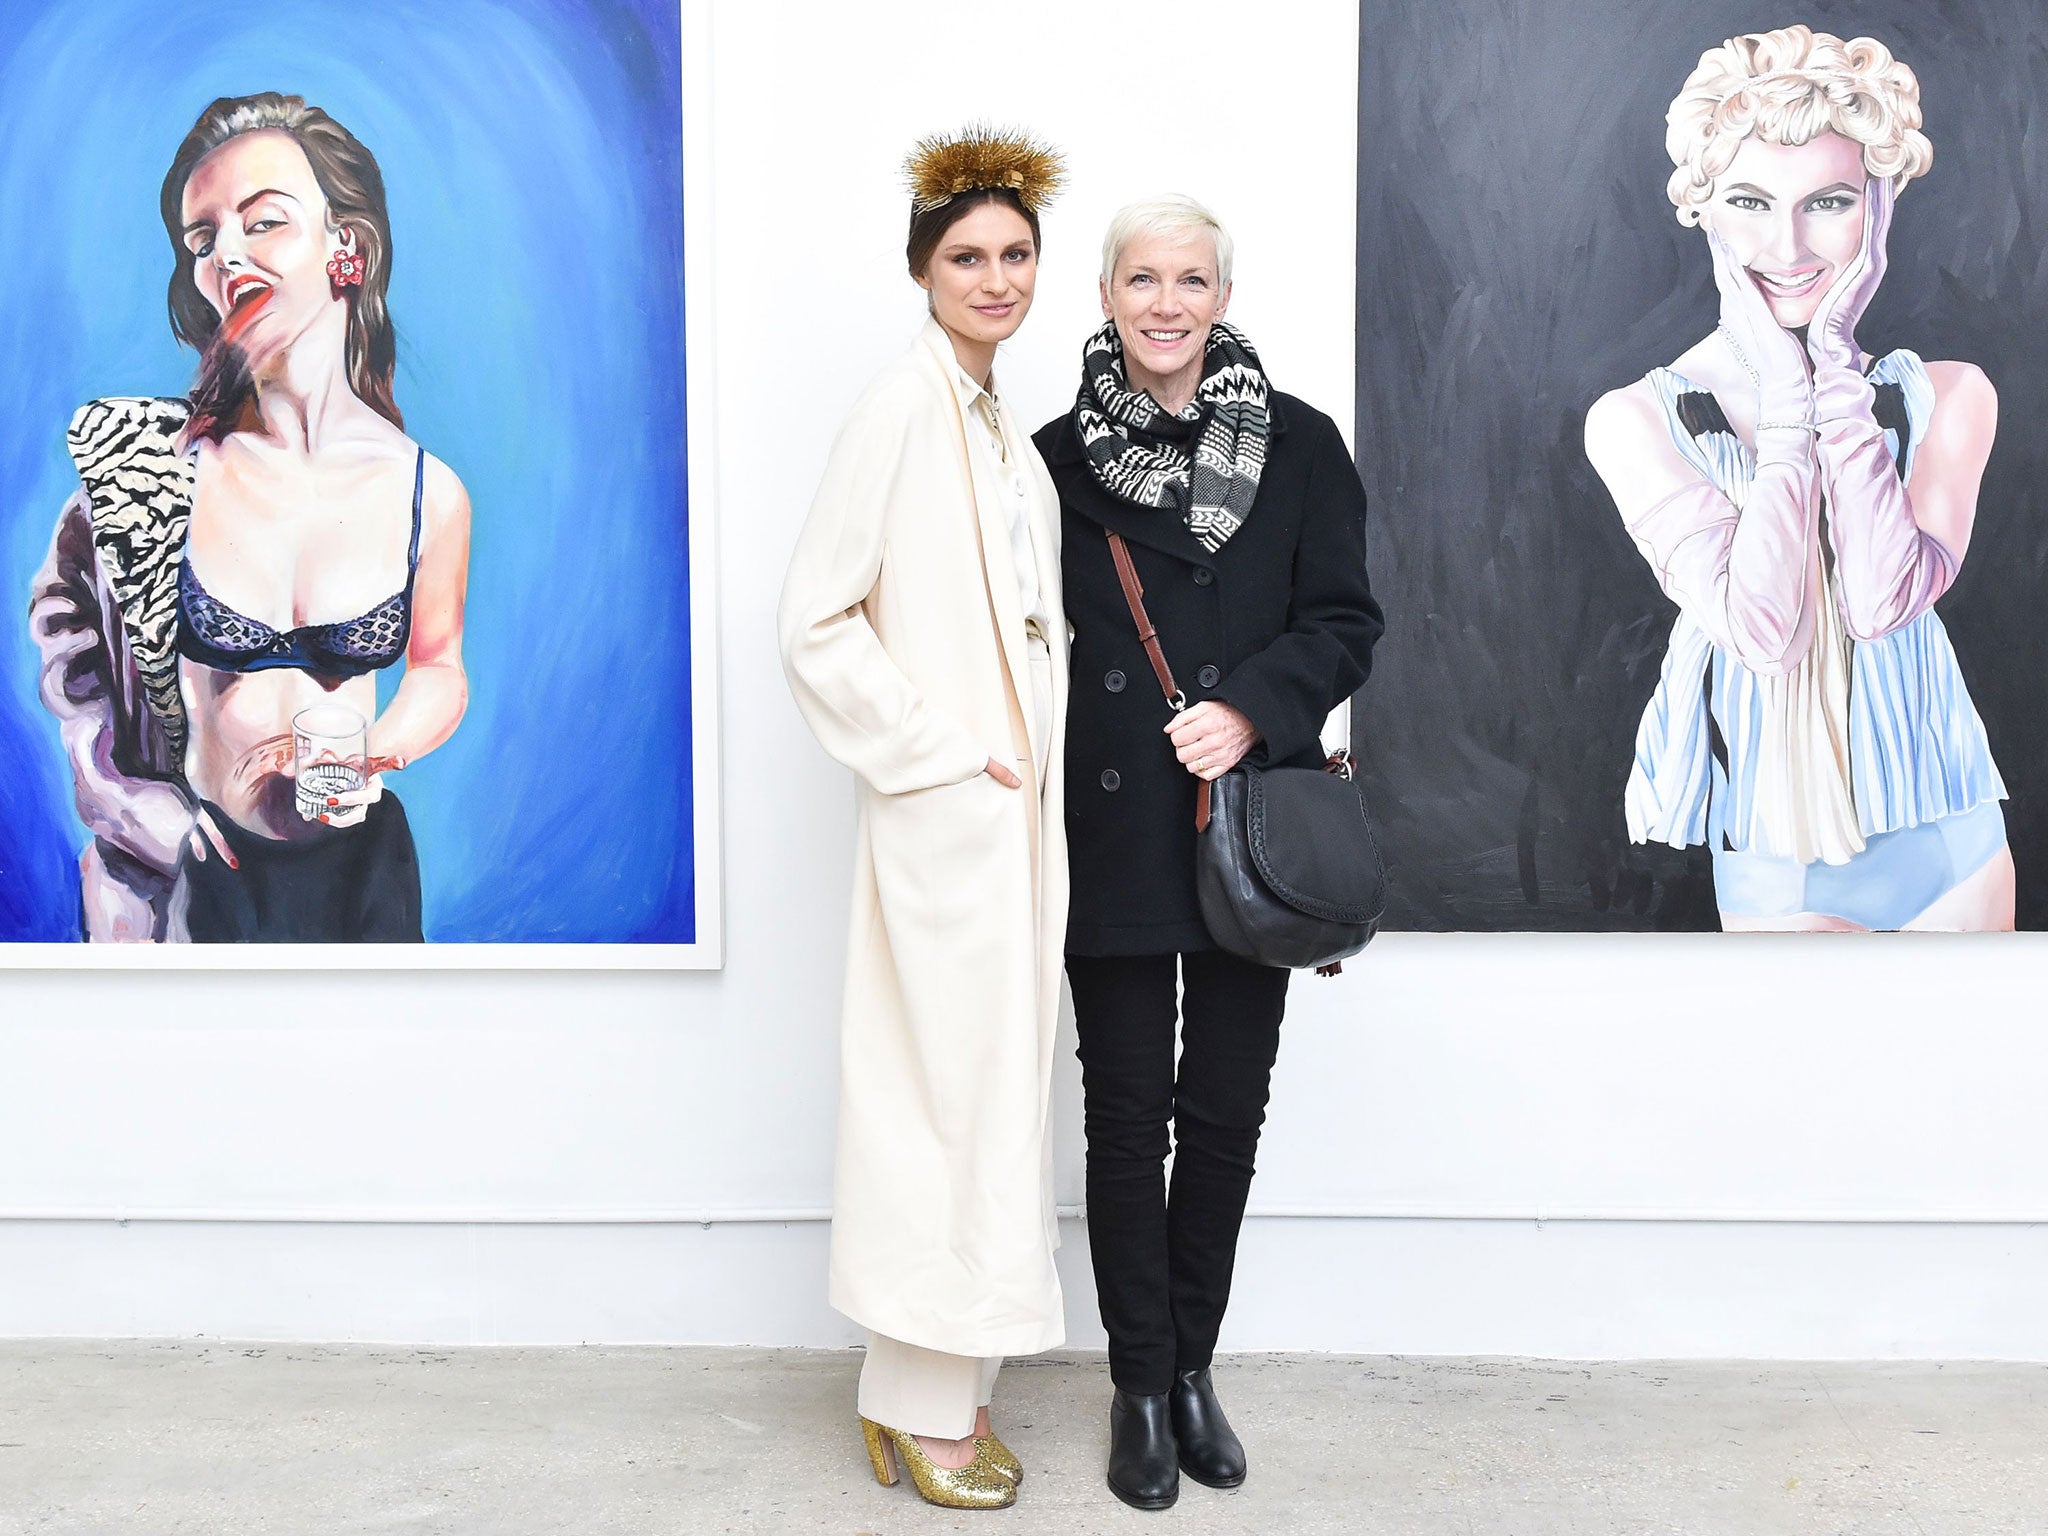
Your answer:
[1585,25,2011,932]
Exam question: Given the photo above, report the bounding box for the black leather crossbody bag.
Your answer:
[1106,531,1385,975]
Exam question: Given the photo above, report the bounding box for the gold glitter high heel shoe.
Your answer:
[860,1417,1017,1510]
[977,1430,1023,1485]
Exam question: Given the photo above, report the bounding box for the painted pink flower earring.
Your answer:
[326,232,364,298]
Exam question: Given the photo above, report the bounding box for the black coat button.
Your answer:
[1105,669,1126,693]
[1193,567,1214,586]
[1101,769,1121,791]
[1196,664,1220,688]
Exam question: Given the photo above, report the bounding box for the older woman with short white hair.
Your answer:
[1034,195,1382,1512]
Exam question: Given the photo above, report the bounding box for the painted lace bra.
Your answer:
[176,449,424,679]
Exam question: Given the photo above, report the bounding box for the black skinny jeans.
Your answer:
[1066,950,1289,1395]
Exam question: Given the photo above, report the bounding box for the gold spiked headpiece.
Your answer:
[905,125,1066,214]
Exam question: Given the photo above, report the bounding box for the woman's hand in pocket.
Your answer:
[984,756,1022,789]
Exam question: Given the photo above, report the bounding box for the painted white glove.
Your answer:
[1802,179,1958,639]
[1709,226,1814,436]
[1624,455,1822,675]
[1807,178,1892,423]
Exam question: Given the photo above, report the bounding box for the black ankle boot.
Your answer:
[1107,1389,1180,1510]
[1171,1367,1247,1488]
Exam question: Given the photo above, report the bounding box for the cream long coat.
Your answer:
[778,321,1070,1359]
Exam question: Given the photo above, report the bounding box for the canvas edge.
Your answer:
[0,942,715,970]
[679,0,723,969]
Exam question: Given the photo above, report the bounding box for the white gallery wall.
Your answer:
[4,0,2048,1357]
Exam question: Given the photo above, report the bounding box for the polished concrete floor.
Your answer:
[2,1342,2045,1534]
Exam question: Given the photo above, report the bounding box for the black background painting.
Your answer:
[1354,0,2048,930]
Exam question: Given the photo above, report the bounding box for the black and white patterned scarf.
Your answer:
[1074,319,1269,553]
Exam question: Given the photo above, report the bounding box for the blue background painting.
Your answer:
[0,0,692,943]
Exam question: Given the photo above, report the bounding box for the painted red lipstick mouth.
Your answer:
[225,273,273,310]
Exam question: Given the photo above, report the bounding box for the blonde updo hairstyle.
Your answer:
[1664,25,1933,226]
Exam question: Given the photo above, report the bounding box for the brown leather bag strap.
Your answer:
[1105,529,1212,833]
[1106,531,1182,709]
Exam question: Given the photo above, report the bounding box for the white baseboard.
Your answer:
[5,1215,2046,1358]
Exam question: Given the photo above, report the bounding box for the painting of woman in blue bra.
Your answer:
[1586,25,2013,931]
[30,95,470,943]
[2,0,707,956]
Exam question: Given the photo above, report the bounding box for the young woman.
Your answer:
[777,128,1068,1512]
[31,92,471,942]
[1034,196,1382,1510]
[1587,27,2009,931]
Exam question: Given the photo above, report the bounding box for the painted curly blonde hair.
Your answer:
[1664,25,1932,226]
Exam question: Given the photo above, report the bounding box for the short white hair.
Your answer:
[1099,194,1234,288]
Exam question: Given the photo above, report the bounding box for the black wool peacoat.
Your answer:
[1034,391,1384,956]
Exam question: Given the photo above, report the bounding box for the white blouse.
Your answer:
[941,338,1051,637]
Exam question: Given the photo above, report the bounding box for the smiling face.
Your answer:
[1702,131,1869,327]
[179,129,347,361]
[1101,230,1231,406]
[914,199,1038,354]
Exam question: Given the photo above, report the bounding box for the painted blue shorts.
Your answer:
[1712,800,2007,930]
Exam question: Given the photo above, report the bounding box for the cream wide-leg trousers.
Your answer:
[856,630,1054,1441]
[858,1332,1003,1438]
